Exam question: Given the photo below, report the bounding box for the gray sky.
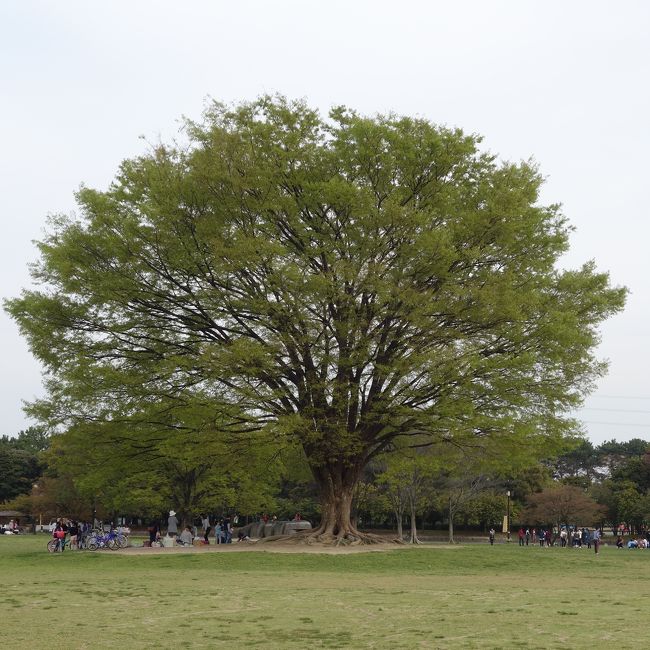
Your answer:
[1,0,649,444]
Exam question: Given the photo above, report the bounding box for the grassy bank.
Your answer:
[1,535,648,648]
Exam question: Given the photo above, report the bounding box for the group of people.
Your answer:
[515,526,602,551]
[616,534,650,549]
[1,519,20,534]
[50,518,88,551]
[557,527,595,548]
[147,510,237,547]
[517,528,554,547]
[487,526,604,553]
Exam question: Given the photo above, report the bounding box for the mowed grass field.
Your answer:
[2,535,649,649]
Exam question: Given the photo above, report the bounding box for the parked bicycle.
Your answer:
[86,527,129,551]
[47,533,67,553]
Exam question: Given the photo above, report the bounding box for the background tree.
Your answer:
[9,475,91,522]
[6,97,626,543]
[376,461,410,541]
[377,453,437,543]
[439,472,494,544]
[0,427,50,455]
[0,447,42,503]
[550,439,602,485]
[455,492,507,531]
[597,439,649,478]
[49,413,282,526]
[525,484,605,530]
[0,427,48,504]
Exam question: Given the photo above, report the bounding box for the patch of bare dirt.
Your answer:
[117,540,406,556]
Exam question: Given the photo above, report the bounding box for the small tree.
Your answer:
[378,451,441,543]
[442,474,494,543]
[525,484,605,530]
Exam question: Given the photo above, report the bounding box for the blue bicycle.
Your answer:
[87,528,126,551]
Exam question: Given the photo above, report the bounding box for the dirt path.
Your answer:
[118,540,409,556]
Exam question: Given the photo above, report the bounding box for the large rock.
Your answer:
[282,521,312,535]
[271,521,287,536]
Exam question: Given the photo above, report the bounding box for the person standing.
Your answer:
[518,528,525,546]
[575,527,582,548]
[214,520,223,545]
[53,519,67,552]
[202,514,211,543]
[593,527,601,554]
[167,510,178,538]
[489,528,496,545]
[68,521,79,550]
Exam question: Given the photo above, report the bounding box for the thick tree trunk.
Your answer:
[448,497,455,544]
[317,480,357,539]
[305,463,386,545]
[395,512,404,541]
[408,507,420,544]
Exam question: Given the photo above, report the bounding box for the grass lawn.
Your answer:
[1,534,648,649]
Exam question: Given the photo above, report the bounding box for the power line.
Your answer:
[580,420,650,428]
[589,395,650,401]
[580,407,650,415]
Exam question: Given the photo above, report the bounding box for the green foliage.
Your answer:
[0,447,41,503]
[46,415,283,521]
[11,475,90,521]
[0,427,49,504]
[598,438,649,477]
[5,97,626,528]
[550,439,601,482]
[0,427,50,455]
[455,492,506,528]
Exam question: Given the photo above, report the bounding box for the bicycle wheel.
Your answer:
[107,538,119,550]
[47,539,58,553]
[87,540,98,551]
[117,534,128,549]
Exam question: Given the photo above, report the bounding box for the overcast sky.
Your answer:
[1,0,648,444]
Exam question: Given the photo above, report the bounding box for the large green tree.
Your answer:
[6,97,625,542]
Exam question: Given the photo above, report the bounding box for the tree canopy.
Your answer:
[525,484,605,528]
[5,96,626,542]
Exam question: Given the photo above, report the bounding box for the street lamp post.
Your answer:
[506,490,511,542]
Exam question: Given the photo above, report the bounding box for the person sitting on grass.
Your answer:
[178,526,193,546]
